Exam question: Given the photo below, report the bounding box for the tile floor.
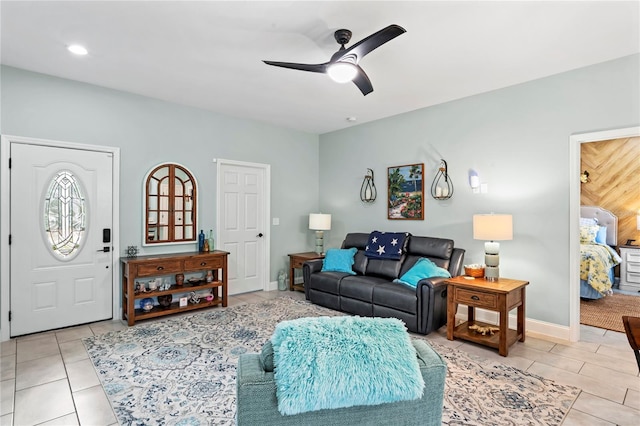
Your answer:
[1,290,639,425]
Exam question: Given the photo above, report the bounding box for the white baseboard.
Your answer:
[456,307,572,343]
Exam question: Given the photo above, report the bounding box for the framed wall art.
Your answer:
[387,163,424,220]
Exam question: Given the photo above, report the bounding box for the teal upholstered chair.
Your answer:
[236,339,446,425]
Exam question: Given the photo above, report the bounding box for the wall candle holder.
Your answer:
[360,168,377,203]
[430,159,453,200]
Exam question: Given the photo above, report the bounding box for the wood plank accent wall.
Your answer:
[581,137,640,247]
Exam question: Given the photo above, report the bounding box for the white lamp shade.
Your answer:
[473,214,513,241]
[637,214,640,231]
[309,213,331,231]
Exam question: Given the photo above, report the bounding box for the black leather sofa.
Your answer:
[303,233,465,335]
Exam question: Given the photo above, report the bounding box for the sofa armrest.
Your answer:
[415,278,449,334]
[236,354,278,425]
[448,248,465,276]
[303,259,323,299]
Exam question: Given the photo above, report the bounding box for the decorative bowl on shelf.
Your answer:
[188,277,200,284]
[140,297,154,312]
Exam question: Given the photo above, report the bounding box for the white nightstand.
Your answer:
[619,245,640,293]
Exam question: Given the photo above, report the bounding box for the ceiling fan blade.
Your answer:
[352,66,373,96]
[338,24,406,62]
[262,60,328,74]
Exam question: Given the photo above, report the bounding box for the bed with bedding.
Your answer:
[579,206,622,299]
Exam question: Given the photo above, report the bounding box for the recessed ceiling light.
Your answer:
[346,117,357,122]
[67,44,88,55]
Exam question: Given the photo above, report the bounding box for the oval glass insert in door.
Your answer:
[43,170,87,259]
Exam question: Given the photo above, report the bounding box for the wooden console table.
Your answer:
[445,276,528,356]
[121,250,228,325]
[288,252,324,291]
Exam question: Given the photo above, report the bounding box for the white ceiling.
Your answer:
[1,1,639,134]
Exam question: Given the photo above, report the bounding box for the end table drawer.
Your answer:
[291,258,309,268]
[455,288,497,309]
[185,255,224,270]
[137,260,183,276]
[626,272,640,284]
[625,251,640,263]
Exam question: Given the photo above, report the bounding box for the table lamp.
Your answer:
[473,214,513,281]
[309,213,331,254]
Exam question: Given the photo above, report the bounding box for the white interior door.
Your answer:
[10,143,113,336]
[218,161,268,294]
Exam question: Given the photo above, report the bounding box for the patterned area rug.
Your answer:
[580,293,640,332]
[84,297,580,425]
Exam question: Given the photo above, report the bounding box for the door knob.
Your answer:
[257,233,264,238]
[97,247,111,253]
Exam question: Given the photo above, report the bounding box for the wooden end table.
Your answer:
[445,276,528,356]
[288,252,325,292]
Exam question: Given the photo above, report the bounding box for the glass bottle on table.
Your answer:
[208,229,215,251]
[198,230,205,252]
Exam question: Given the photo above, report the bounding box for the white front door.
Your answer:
[217,160,269,294]
[10,143,114,336]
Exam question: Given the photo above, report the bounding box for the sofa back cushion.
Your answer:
[365,257,405,280]
[342,233,370,275]
[401,236,454,277]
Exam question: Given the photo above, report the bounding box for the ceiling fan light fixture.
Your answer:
[327,62,357,83]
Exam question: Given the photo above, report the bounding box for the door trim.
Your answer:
[214,158,271,292]
[568,126,640,342]
[1,135,120,341]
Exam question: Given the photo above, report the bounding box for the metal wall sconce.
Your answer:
[580,170,590,183]
[430,159,453,200]
[360,168,377,203]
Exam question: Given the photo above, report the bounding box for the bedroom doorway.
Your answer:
[570,126,640,341]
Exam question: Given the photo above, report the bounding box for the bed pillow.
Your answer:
[595,226,607,245]
[580,225,598,244]
[321,247,357,275]
[393,257,451,288]
[580,217,598,227]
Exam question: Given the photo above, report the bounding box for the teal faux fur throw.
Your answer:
[270,316,425,415]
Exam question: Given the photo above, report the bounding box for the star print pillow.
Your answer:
[364,231,409,260]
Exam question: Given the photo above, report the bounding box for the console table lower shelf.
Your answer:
[126,281,225,322]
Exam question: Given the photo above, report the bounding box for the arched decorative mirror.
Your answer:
[143,163,197,246]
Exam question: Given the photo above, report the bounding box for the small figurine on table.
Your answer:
[468,324,500,336]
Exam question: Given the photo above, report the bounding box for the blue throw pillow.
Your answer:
[321,247,357,275]
[595,226,607,244]
[394,258,451,288]
[364,231,408,260]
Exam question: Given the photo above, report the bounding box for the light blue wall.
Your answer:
[2,54,638,329]
[319,54,640,326]
[0,66,320,283]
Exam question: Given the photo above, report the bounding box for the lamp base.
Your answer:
[484,241,500,281]
[314,230,324,255]
[485,266,499,281]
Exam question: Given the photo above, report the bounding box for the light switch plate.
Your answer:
[272,218,280,226]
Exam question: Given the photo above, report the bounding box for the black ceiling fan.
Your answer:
[263,24,406,96]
